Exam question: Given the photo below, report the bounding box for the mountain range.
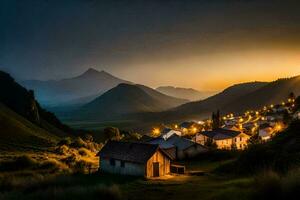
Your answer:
[156,86,216,101]
[21,68,131,106]
[145,76,300,122]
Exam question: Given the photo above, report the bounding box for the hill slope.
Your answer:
[148,76,300,122]
[0,70,71,151]
[224,76,300,113]
[156,81,268,120]
[156,86,216,101]
[75,83,188,120]
[21,68,131,106]
[0,103,59,152]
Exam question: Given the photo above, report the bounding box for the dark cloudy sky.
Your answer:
[1,0,300,90]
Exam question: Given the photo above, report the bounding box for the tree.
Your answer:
[289,92,295,101]
[212,110,221,130]
[104,127,122,141]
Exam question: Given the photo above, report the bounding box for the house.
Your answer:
[195,128,250,150]
[160,128,182,140]
[293,111,300,120]
[148,135,207,160]
[97,141,172,178]
[258,127,273,141]
[179,122,197,134]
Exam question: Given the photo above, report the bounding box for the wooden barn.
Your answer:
[97,141,172,178]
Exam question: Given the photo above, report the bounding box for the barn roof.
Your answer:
[97,141,171,164]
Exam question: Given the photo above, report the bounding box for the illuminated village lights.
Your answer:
[152,128,160,136]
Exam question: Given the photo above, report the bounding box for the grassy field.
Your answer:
[0,157,257,200]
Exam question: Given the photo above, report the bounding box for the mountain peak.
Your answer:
[83,67,101,74]
[79,68,113,78]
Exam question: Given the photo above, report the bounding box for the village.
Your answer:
[97,94,300,178]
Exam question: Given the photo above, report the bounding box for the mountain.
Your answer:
[150,76,300,122]
[156,86,216,101]
[143,81,268,122]
[224,76,300,113]
[0,70,70,151]
[21,68,131,106]
[74,83,188,120]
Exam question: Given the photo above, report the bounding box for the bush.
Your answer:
[57,137,72,146]
[40,158,70,172]
[55,145,69,155]
[70,137,87,148]
[253,169,300,200]
[0,155,39,171]
[78,148,91,156]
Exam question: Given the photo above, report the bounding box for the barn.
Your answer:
[97,141,172,178]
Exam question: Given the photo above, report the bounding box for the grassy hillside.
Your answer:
[217,119,300,175]
[141,82,267,122]
[143,76,300,123]
[224,76,300,113]
[0,103,59,152]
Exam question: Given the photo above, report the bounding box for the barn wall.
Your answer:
[146,151,170,178]
[100,158,145,176]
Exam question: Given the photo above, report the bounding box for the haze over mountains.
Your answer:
[4,67,300,131]
[73,83,188,121]
[21,68,131,106]
[156,86,217,101]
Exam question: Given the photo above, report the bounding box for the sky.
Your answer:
[1,0,300,91]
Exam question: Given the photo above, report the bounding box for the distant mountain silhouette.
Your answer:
[141,81,268,122]
[148,76,300,122]
[0,71,69,150]
[74,83,188,120]
[21,68,131,106]
[156,86,216,101]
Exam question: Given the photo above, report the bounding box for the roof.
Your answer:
[148,134,202,151]
[148,137,175,149]
[161,128,172,134]
[200,128,241,140]
[139,135,153,142]
[97,141,171,164]
[167,135,200,150]
[180,122,195,128]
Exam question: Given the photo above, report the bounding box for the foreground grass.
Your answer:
[0,172,254,200]
[1,154,299,200]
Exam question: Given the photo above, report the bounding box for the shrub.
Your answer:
[0,155,38,171]
[78,148,91,156]
[57,137,72,146]
[253,170,282,199]
[55,145,69,155]
[70,137,87,149]
[40,158,70,172]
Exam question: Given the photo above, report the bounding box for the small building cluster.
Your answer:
[97,95,298,177]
